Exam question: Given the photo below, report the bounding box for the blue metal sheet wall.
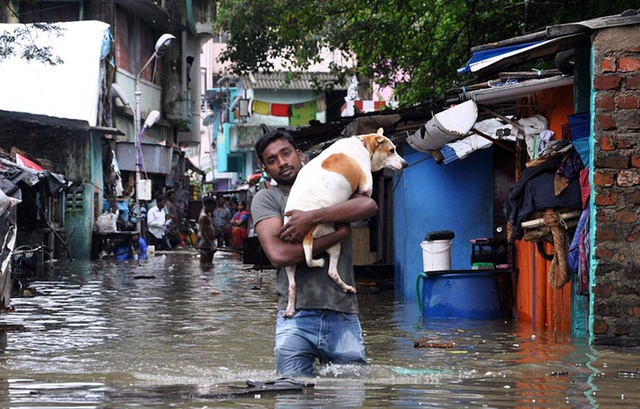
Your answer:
[394,145,495,302]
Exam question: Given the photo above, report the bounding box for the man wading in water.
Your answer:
[251,130,378,376]
[197,195,217,263]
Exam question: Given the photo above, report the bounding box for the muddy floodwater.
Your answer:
[1,251,639,408]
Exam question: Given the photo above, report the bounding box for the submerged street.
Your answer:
[1,251,639,408]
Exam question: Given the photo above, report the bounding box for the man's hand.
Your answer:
[275,209,316,243]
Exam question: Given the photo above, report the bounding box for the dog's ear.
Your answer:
[375,136,387,147]
[376,128,384,136]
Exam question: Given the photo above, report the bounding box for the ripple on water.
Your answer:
[1,254,640,408]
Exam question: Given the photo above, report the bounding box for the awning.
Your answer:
[457,41,542,74]
[0,21,111,127]
[461,34,589,78]
[461,10,640,79]
[186,158,206,176]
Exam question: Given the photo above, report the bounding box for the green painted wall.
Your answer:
[65,132,103,259]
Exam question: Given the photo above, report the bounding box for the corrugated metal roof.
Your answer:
[241,72,348,90]
[466,9,640,78]
[465,33,589,78]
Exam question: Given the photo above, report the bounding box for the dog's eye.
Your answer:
[390,148,395,154]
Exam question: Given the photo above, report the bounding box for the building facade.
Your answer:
[0,1,214,258]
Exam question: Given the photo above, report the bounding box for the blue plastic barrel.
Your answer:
[416,270,512,320]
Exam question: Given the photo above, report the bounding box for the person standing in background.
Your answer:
[230,200,250,250]
[164,190,183,248]
[165,190,177,224]
[147,194,171,250]
[212,195,232,247]
[197,195,217,263]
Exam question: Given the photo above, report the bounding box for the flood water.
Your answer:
[1,251,639,408]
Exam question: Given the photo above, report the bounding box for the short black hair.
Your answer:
[156,194,165,202]
[203,195,216,205]
[255,130,297,165]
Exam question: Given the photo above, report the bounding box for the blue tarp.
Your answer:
[457,41,542,74]
[568,112,590,167]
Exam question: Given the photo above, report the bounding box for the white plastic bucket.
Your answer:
[420,240,452,272]
[147,245,155,257]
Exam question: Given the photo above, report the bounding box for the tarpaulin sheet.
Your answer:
[0,20,110,126]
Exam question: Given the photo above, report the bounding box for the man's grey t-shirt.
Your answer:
[251,187,358,314]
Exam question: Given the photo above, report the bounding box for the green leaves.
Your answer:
[214,0,634,106]
[0,23,64,65]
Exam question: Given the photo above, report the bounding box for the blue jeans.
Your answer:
[274,309,367,376]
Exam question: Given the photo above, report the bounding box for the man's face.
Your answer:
[261,139,303,186]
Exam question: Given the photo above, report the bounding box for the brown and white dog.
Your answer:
[282,128,408,317]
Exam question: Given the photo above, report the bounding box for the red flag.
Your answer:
[16,154,43,171]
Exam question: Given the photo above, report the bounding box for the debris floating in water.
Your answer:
[617,370,640,379]
[0,324,26,332]
[413,339,455,348]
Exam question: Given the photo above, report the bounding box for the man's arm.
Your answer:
[276,193,378,243]
[255,217,350,267]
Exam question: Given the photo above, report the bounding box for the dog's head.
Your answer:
[360,128,408,172]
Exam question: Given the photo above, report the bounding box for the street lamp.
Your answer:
[133,33,176,234]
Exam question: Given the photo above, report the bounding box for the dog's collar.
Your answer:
[356,135,374,159]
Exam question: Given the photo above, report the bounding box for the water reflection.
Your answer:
[0,251,638,407]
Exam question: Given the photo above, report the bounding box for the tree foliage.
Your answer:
[0,22,64,65]
[215,0,634,106]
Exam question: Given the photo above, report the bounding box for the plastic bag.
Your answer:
[97,212,118,233]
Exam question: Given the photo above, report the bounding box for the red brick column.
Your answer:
[591,25,640,346]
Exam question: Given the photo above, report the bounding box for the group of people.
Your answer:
[210,195,251,250]
[196,194,251,263]
[101,190,179,260]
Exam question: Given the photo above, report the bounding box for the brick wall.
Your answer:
[592,24,640,347]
